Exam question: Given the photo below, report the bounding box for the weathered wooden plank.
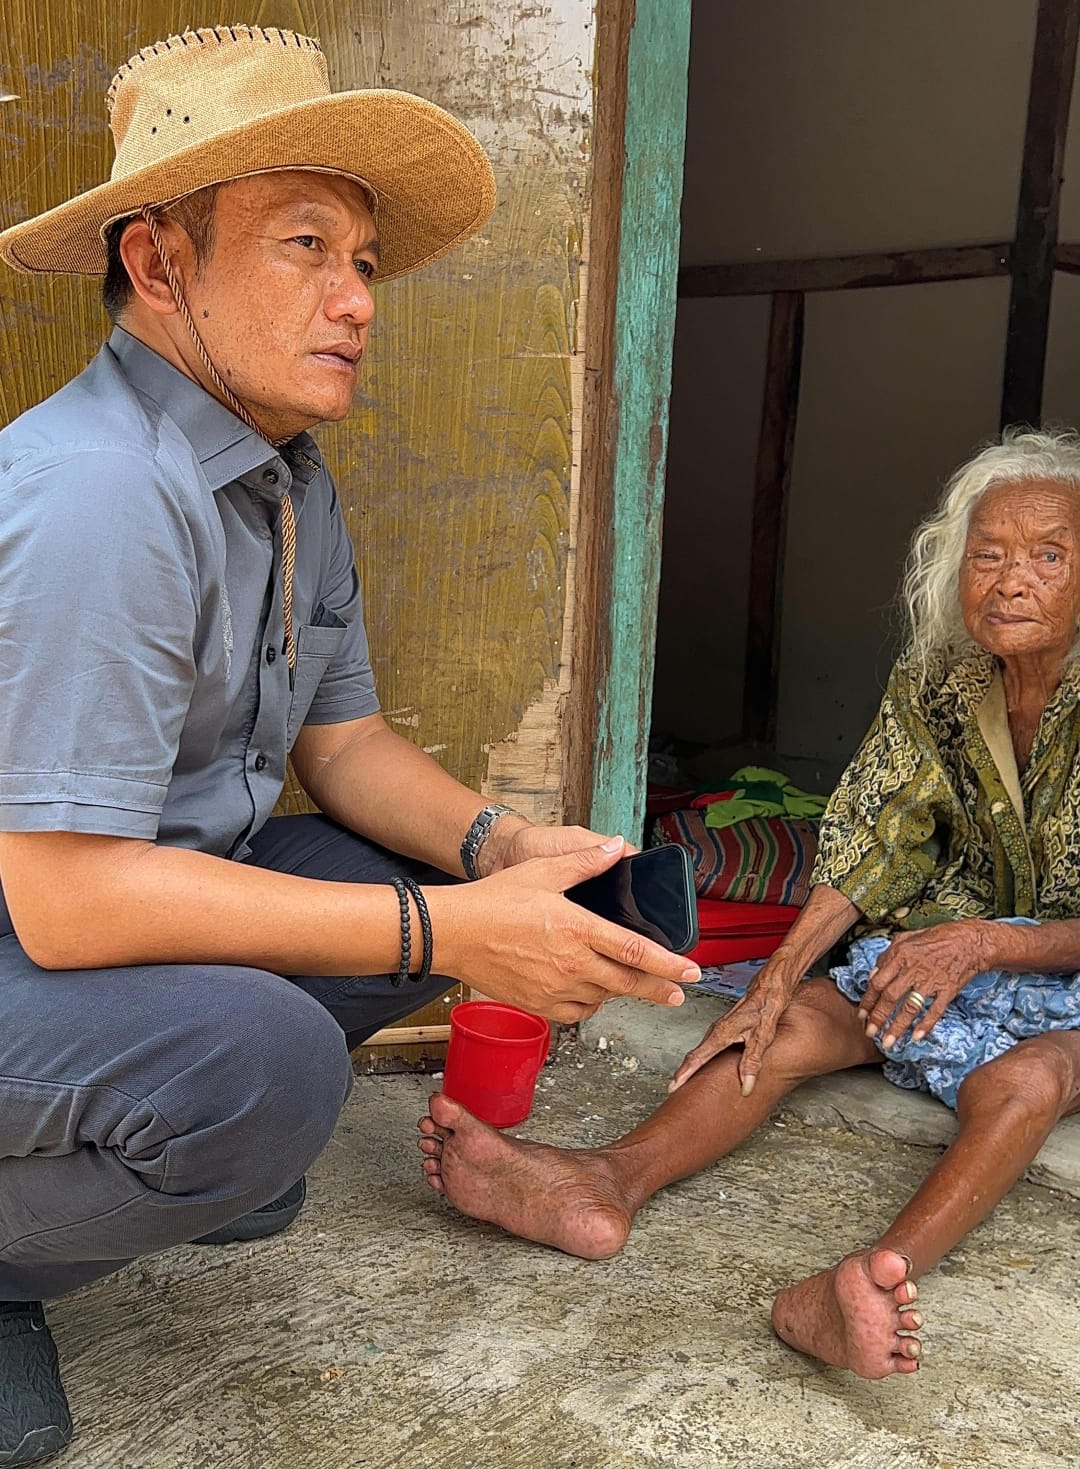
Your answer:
[562,16,627,831]
[1001,0,1080,429]
[743,292,805,747]
[678,245,1012,299]
[355,1024,452,1049]
[569,0,692,841]
[1055,241,1080,272]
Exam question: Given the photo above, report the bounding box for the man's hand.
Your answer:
[668,955,803,1096]
[431,836,698,1024]
[858,920,996,1047]
[479,818,637,876]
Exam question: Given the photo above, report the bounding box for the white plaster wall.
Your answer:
[654,0,1080,778]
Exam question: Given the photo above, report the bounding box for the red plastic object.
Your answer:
[442,1001,551,1128]
[645,782,697,816]
[688,899,801,968]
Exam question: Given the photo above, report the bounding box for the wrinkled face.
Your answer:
[960,479,1080,662]
[182,171,378,435]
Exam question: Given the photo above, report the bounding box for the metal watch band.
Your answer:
[460,803,515,881]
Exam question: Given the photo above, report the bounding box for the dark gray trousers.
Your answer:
[0,815,456,1301]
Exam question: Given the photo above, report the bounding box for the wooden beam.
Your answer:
[564,0,692,838]
[742,293,805,747]
[561,0,629,828]
[354,1025,452,1052]
[1001,0,1080,430]
[679,245,1011,299]
[1054,240,1080,273]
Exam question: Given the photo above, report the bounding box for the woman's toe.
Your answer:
[898,1306,922,1330]
[893,1279,918,1306]
[418,1136,441,1156]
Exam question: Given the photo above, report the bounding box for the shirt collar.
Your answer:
[933,651,995,728]
[106,326,322,492]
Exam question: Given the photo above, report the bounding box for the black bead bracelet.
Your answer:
[402,876,433,985]
[389,877,412,987]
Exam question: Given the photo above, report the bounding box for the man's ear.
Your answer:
[118,217,189,316]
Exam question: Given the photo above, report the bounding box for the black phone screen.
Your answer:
[566,845,698,954]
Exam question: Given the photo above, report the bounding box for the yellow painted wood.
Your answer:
[0,0,593,1060]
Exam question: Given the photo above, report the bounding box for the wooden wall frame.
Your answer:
[565,0,693,840]
[1002,0,1080,430]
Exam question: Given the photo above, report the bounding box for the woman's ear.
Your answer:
[117,217,188,316]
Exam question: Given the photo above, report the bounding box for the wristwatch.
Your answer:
[460,803,516,881]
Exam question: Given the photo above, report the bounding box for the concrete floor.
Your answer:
[47,1037,1080,1469]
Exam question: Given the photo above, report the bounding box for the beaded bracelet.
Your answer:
[402,877,433,985]
[389,877,412,987]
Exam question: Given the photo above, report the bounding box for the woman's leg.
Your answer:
[879,1029,1080,1271]
[771,1029,1080,1377]
[417,978,880,1258]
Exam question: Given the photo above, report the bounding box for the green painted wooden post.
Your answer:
[589,0,692,840]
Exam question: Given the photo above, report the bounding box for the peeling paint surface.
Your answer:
[589,0,691,841]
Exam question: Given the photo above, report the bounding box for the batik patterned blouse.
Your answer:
[812,652,1080,931]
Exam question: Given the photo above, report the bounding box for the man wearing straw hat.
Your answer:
[0,25,698,1464]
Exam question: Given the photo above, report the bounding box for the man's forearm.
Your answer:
[0,830,456,976]
[294,719,529,877]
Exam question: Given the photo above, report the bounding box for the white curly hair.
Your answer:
[901,428,1080,684]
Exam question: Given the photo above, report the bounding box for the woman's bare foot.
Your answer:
[771,1248,924,1379]
[417,1093,633,1259]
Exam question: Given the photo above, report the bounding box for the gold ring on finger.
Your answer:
[905,990,927,1010]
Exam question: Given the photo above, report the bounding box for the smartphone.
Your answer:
[566,844,699,955]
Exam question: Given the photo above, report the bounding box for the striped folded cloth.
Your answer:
[652,806,819,908]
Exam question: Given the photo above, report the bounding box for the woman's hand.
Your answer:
[668,883,861,1096]
[858,920,997,1047]
[669,955,803,1096]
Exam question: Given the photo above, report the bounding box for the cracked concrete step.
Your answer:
[580,993,1080,1198]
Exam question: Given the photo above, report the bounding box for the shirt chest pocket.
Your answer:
[286,609,348,749]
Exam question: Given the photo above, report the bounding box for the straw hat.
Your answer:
[0,24,496,281]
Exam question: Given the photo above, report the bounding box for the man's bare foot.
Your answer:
[770,1248,924,1379]
[417,1093,633,1259]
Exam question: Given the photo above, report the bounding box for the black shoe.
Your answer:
[191,1176,307,1246]
[0,1302,73,1467]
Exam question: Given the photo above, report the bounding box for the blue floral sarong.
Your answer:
[832,921,1080,1109]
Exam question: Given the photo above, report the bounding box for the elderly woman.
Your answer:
[418,429,1080,1379]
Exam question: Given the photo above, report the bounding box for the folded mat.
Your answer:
[688,898,800,967]
[653,806,819,908]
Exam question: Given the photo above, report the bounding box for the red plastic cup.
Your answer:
[442,1001,551,1128]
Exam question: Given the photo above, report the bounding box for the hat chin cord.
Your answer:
[140,205,297,672]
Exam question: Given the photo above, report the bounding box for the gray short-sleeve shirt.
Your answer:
[0,327,380,873]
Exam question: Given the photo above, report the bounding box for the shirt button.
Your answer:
[266,645,278,664]
[263,468,279,485]
[253,752,268,773]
